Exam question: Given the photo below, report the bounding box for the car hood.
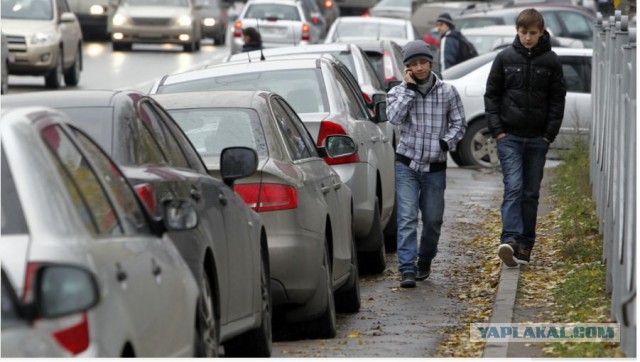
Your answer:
[1,19,56,36]
[117,5,191,17]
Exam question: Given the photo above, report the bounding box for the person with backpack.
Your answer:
[435,12,477,71]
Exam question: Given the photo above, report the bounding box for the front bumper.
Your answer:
[111,24,196,44]
[7,44,59,75]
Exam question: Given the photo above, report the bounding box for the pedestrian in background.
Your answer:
[241,27,262,52]
[435,12,462,71]
[484,8,566,268]
[386,40,466,288]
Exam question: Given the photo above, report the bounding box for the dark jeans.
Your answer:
[496,134,549,248]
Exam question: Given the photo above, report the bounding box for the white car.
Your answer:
[442,47,593,167]
[324,16,418,46]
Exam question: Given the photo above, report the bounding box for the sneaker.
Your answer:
[400,272,416,288]
[498,242,519,268]
[416,260,431,281]
[515,243,531,265]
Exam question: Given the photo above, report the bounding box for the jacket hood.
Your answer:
[512,30,552,56]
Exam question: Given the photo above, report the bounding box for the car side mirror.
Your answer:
[321,135,357,158]
[163,199,199,230]
[60,12,76,23]
[34,265,100,320]
[374,101,388,122]
[372,93,386,105]
[220,147,258,187]
[386,80,402,92]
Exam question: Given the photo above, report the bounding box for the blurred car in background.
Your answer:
[1,268,72,357]
[369,0,421,20]
[2,90,273,357]
[461,25,584,55]
[315,0,339,30]
[153,90,362,339]
[67,0,112,38]
[442,47,593,167]
[324,16,418,46]
[346,39,404,91]
[194,0,229,44]
[229,0,322,55]
[1,106,201,357]
[150,55,396,275]
[1,0,83,89]
[410,1,491,39]
[110,0,203,52]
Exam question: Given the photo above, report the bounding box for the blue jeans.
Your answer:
[396,162,446,275]
[496,134,549,248]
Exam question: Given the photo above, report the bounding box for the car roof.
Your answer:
[1,90,130,109]
[152,90,270,109]
[225,43,354,63]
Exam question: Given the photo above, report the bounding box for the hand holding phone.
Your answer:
[403,67,416,85]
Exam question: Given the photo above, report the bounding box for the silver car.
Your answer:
[229,0,322,55]
[324,16,419,46]
[150,55,395,275]
[153,90,361,338]
[1,106,200,356]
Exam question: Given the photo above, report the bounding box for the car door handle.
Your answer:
[321,184,331,194]
[190,187,202,201]
[219,192,227,206]
[371,136,380,143]
[151,259,162,276]
[116,263,127,282]
[332,181,341,190]
[382,136,390,143]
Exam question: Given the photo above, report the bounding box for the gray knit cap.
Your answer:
[436,12,455,28]
[402,40,434,65]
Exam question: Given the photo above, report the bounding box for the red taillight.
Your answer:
[21,262,40,302]
[361,9,370,17]
[52,312,91,355]
[311,17,319,24]
[134,183,157,215]
[317,121,360,165]
[324,0,332,8]
[383,50,396,82]
[234,183,298,212]
[233,20,242,37]
[301,23,310,41]
[362,92,372,105]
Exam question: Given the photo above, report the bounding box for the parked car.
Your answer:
[345,39,404,90]
[153,90,362,338]
[1,268,72,357]
[1,106,201,356]
[1,91,273,357]
[67,0,112,38]
[194,0,229,44]
[1,0,83,89]
[453,4,596,47]
[110,0,203,52]
[369,0,420,20]
[461,25,584,55]
[442,47,593,167]
[1,32,12,94]
[150,55,396,274]
[229,0,322,55]
[324,16,419,46]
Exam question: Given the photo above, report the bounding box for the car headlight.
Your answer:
[203,17,216,26]
[176,15,192,26]
[29,32,55,45]
[90,4,106,15]
[112,14,127,26]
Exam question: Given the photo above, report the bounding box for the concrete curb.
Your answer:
[482,265,521,358]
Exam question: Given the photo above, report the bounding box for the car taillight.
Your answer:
[234,183,298,212]
[361,9,370,17]
[324,0,332,8]
[383,50,396,82]
[301,23,310,41]
[317,121,360,165]
[134,183,157,215]
[311,16,318,24]
[362,92,372,105]
[21,262,40,302]
[52,312,91,355]
[233,20,242,38]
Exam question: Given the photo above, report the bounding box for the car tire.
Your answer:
[383,197,397,252]
[112,42,131,51]
[302,240,336,339]
[335,233,361,313]
[357,197,386,274]
[1,60,8,94]
[44,50,63,89]
[63,45,81,86]
[195,271,219,357]
[215,31,226,45]
[458,118,500,168]
[223,244,272,357]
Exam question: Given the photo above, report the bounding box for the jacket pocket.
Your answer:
[504,66,524,89]
[531,67,551,90]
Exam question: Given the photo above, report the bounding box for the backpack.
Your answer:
[450,30,478,63]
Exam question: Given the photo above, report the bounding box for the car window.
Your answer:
[364,50,384,80]
[71,128,148,232]
[335,22,406,39]
[333,68,369,120]
[335,63,371,117]
[271,100,312,160]
[1,0,54,20]
[557,11,593,40]
[58,107,114,156]
[139,102,190,168]
[1,150,28,235]
[360,50,384,89]
[456,18,503,30]
[168,107,267,158]
[244,3,300,20]
[129,113,168,166]
[299,2,312,21]
[276,97,319,157]
[559,55,591,93]
[541,12,563,38]
[42,125,123,236]
[56,0,70,13]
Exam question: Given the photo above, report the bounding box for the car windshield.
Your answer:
[159,69,329,113]
[375,0,412,8]
[335,22,406,39]
[1,0,53,20]
[122,0,189,7]
[441,51,496,79]
[244,4,300,20]
[466,34,513,55]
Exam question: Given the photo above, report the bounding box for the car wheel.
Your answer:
[357,197,386,274]
[44,50,63,89]
[335,232,361,313]
[383,197,397,252]
[302,240,336,339]
[1,60,8,94]
[223,244,272,356]
[458,118,500,168]
[184,41,196,52]
[63,46,81,86]
[195,271,219,357]
[112,42,131,51]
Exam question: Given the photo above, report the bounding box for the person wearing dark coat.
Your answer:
[241,27,262,52]
[484,8,566,268]
[435,12,462,71]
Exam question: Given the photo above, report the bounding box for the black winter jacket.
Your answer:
[484,31,566,142]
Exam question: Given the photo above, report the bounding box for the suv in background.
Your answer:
[1,0,83,89]
[67,0,113,38]
[194,0,229,44]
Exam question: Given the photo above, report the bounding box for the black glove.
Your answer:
[439,139,449,152]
